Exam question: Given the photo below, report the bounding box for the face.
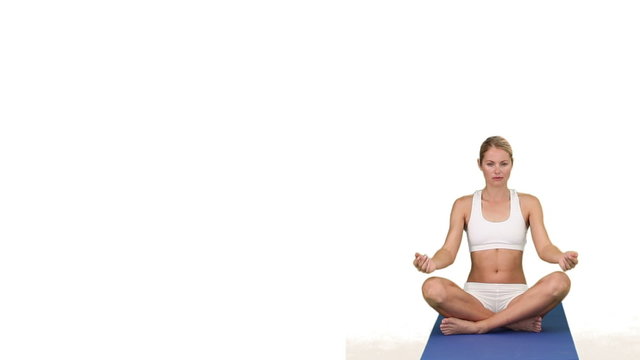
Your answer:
[478,147,512,186]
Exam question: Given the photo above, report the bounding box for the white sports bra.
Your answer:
[466,189,528,252]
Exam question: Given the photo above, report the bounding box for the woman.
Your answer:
[413,136,578,335]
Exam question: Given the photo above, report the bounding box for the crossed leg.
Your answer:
[422,271,571,335]
[422,276,541,332]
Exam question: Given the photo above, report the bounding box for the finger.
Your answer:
[421,258,430,272]
[419,255,428,267]
[413,253,420,267]
[425,258,432,272]
[571,257,578,268]
[565,258,574,270]
[559,258,568,271]
[564,258,572,270]
[427,259,435,273]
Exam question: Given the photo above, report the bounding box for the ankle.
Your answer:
[476,321,491,334]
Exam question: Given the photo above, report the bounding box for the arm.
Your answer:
[526,194,579,271]
[414,197,467,273]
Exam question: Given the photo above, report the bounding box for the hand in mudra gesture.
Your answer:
[559,251,579,271]
[414,252,437,274]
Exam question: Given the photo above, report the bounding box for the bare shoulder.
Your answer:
[454,194,473,207]
[517,192,540,202]
[451,194,473,217]
[517,192,542,211]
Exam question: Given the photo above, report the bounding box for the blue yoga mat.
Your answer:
[421,303,579,360]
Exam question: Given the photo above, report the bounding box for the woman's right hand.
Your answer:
[414,252,437,274]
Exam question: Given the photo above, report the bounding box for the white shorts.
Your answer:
[464,282,528,313]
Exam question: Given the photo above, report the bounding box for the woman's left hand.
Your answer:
[559,251,579,271]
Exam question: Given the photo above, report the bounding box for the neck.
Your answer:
[482,186,510,201]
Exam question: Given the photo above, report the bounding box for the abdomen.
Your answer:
[467,249,526,284]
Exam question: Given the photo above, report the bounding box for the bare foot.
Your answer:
[506,316,542,332]
[440,318,482,335]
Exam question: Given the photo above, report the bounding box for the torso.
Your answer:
[468,249,525,283]
[462,190,531,284]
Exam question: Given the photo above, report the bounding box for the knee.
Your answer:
[422,277,448,305]
[546,271,571,298]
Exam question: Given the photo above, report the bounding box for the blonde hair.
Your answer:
[479,136,513,163]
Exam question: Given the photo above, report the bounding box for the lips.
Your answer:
[492,177,504,180]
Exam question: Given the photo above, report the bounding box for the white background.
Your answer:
[1,1,639,360]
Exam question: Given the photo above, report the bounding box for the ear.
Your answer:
[477,158,482,168]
